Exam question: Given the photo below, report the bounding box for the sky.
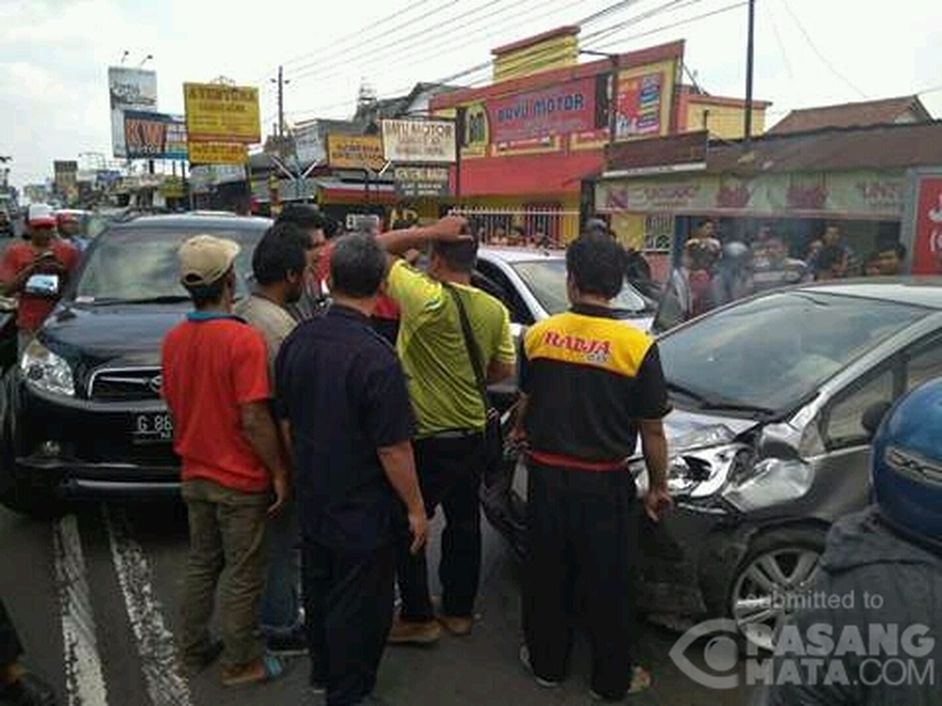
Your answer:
[1,0,940,187]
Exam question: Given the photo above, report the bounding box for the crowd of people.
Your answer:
[159,207,672,705]
[656,219,912,329]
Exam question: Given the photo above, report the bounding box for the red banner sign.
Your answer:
[913,176,942,275]
[487,77,597,144]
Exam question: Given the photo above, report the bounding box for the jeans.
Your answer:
[180,479,269,670]
[396,433,484,621]
[304,541,396,706]
[260,500,301,635]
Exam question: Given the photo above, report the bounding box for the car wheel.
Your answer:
[728,526,827,651]
[0,469,64,519]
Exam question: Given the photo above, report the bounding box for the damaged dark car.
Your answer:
[484,279,942,649]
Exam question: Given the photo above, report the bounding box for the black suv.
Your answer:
[0,213,271,515]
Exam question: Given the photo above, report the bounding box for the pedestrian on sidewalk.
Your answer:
[276,233,428,705]
[376,217,516,644]
[0,598,56,705]
[235,223,309,656]
[513,234,672,702]
[161,235,289,687]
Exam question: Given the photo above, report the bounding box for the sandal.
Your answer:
[221,654,284,687]
[628,666,652,695]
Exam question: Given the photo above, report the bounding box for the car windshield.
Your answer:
[74,226,263,302]
[511,259,646,315]
[658,291,927,413]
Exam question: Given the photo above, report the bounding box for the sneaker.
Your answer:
[438,614,473,637]
[518,645,560,689]
[387,617,441,645]
[265,626,308,657]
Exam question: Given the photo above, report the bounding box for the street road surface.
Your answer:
[0,501,753,706]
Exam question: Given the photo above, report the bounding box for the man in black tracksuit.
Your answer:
[0,599,56,705]
[513,234,672,702]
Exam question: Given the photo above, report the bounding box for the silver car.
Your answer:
[483,278,942,649]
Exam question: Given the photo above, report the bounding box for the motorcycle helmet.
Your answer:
[871,377,942,545]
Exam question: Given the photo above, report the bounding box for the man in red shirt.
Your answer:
[0,209,78,351]
[161,235,289,687]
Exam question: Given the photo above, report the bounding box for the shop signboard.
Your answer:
[183,83,261,144]
[123,111,187,160]
[597,170,906,219]
[487,77,597,143]
[911,175,942,275]
[393,165,451,198]
[615,71,663,140]
[188,142,248,166]
[108,67,158,158]
[326,134,385,171]
[381,120,456,164]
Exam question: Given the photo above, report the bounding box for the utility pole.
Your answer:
[744,0,756,145]
[276,66,286,138]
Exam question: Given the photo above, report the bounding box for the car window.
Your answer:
[903,333,942,392]
[510,259,646,315]
[825,367,897,449]
[659,291,926,414]
[476,260,533,324]
[75,226,263,302]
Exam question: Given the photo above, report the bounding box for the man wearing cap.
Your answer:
[161,235,289,687]
[0,205,78,352]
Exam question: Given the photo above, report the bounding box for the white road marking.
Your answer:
[53,514,109,706]
[103,506,193,706]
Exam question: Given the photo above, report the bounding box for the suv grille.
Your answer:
[88,368,162,401]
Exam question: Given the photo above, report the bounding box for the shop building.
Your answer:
[430,26,767,244]
[593,120,942,275]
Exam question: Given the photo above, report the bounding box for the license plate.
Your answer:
[132,413,173,444]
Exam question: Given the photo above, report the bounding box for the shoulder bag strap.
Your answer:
[443,283,489,412]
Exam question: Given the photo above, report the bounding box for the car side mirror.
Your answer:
[862,401,892,439]
[24,273,60,297]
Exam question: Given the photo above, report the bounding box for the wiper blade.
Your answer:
[668,382,774,417]
[88,295,191,305]
[667,381,710,405]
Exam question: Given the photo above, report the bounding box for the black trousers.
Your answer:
[522,462,640,701]
[397,434,484,621]
[303,541,396,706]
[0,598,23,667]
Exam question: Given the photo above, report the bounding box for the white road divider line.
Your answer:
[103,506,193,706]
[53,514,109,706]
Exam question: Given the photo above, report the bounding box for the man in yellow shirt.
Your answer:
[377,217,515,644]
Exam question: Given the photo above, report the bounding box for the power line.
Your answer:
[256,0,443,80]
[765,0,794,80]
[288,0,506,81]
[778,0,867,99]
[588,0,747,52]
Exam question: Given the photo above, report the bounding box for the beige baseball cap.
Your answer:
[178,235,241,287]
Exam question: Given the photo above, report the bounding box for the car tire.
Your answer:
[725,525,828,652]
[0,475,64,519]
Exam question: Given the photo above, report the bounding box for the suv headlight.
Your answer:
[20,340,75,397]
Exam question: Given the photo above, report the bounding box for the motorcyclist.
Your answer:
[761,378,942,705]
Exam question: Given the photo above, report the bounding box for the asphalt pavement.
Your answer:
[0,499,755,706]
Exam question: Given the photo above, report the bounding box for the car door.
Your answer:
[812,329,942,520]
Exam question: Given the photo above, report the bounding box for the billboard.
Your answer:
[615,72,664,140]
[326,134,385,170]
[109,67,158,158]
[487,77,597,143]
[381,120,456,164]
[123,111,187,160]
[393,165,451,198]
[188,142,248,165]
[912,176,942,275]
[53,160,78,199]
[184,83,261,144]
